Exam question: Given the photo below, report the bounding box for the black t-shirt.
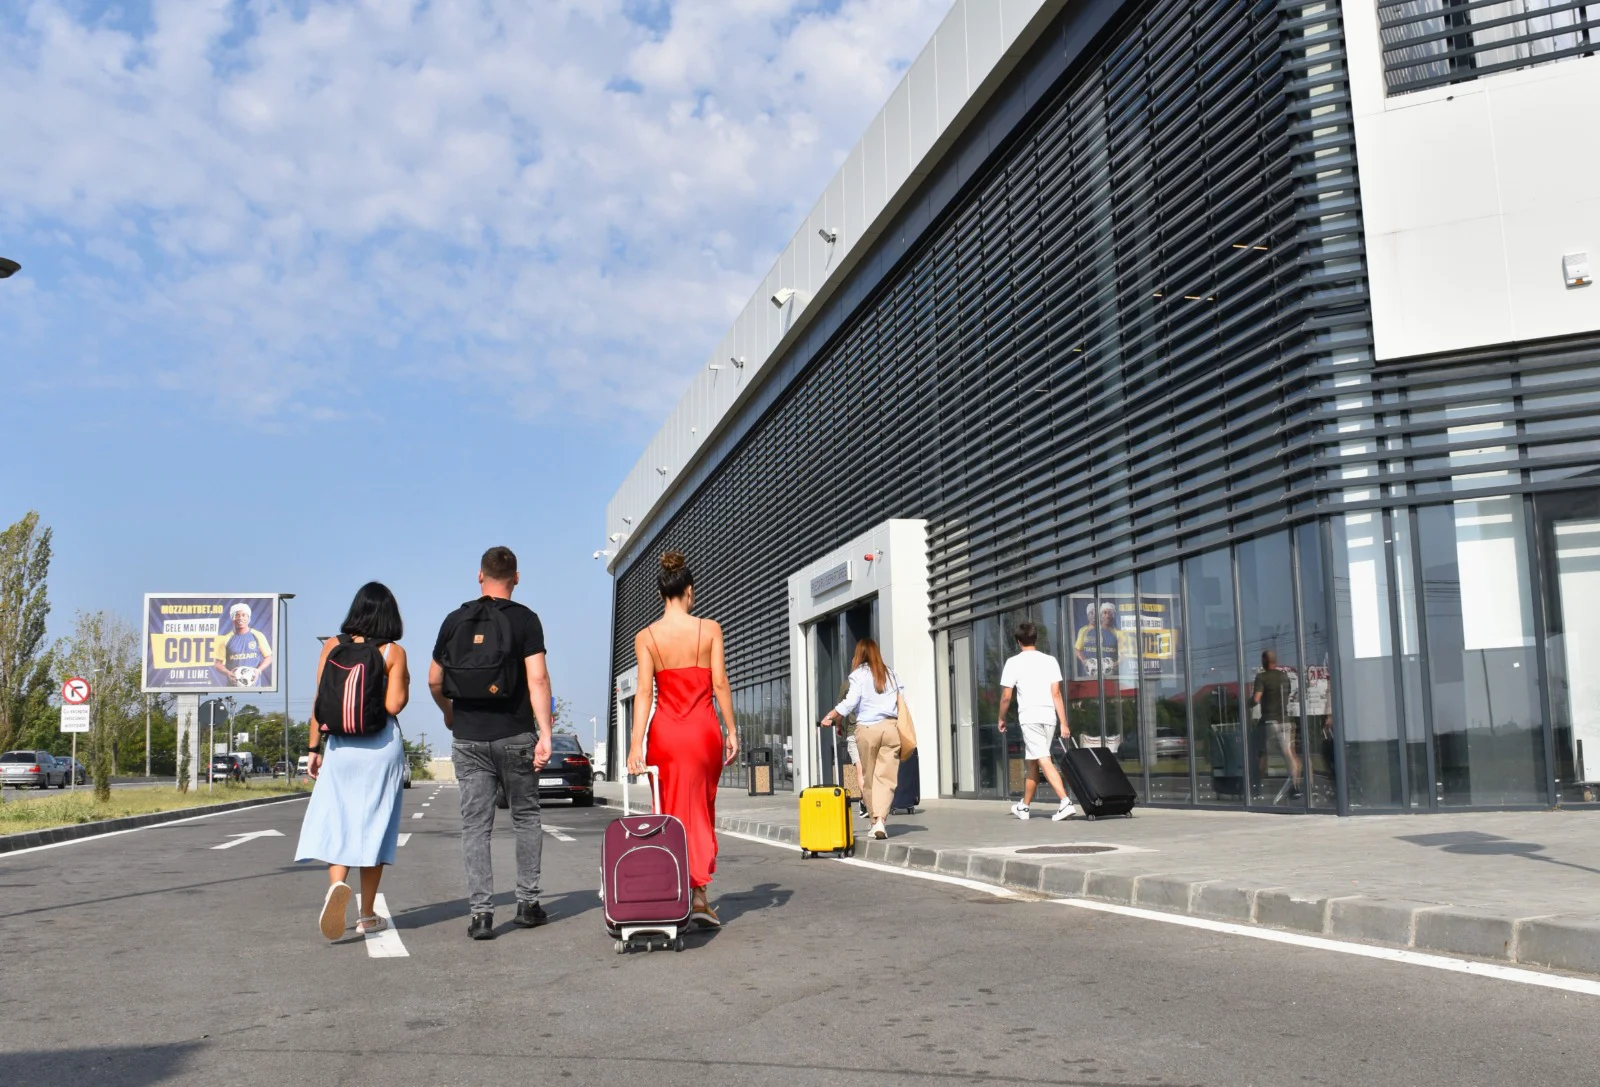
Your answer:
[1254,668,1292,723]
[433,597,546,743]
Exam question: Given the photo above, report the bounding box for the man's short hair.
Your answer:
[1015,620,1039,647]
[480,546,518,581]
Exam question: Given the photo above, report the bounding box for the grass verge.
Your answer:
[0,781,311,835]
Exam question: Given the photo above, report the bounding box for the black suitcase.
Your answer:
[888,749,921,815]
[1060,738,1137,820]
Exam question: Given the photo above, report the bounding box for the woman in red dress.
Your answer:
[627,551,738,927]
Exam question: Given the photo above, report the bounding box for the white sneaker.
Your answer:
[871,820,888,840]
[1010,802,1031,820]
[1052,800,1078,822]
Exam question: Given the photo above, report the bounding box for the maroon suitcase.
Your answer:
[602,767,691,953]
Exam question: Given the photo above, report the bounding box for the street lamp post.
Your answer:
[280,593,295,778]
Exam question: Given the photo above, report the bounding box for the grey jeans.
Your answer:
[452,732,542,914]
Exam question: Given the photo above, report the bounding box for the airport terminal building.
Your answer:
[603,0,1600,814]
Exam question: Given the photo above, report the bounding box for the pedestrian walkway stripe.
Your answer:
[543,825,576,843]
[1051,898,1600,998]
[363,893,408,959]
[398,833,411,847]
[411,812,423,820]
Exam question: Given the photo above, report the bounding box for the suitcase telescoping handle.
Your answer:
[819,721,842,788]
[623,765,662,816]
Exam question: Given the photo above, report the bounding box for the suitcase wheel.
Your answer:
[674,937,685,952]
[800,849,811,859]
[846,843,856,857]
[614,939,625,954]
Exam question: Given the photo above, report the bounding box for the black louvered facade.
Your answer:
[607,0,1600,813]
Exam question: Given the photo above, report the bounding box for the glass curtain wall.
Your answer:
[1418,497,1547,806]
[1238,532,1305,808]
[1185,547,1243,805]
[1330,513,1406,808]
[1099,579,1141,799]
[992,602,1063,802]
[1297,524,1336,809]
[1539,489,1600,803]
[1138,564,1189,803]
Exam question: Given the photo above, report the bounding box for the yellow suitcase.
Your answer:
[800,724,855,858]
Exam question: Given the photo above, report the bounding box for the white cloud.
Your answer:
[0,0,951,422]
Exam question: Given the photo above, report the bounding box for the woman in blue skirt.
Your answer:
[295,582,410,940]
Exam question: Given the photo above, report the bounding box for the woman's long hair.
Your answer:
[851,638,889,694]
[341,582,403,642]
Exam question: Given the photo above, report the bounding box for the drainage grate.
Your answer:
[1014,845,1115,856]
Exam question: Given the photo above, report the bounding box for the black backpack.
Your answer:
[438,598,518,701]
[314,636,390,737]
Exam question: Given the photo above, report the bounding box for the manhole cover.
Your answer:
[1014,845,1115,855]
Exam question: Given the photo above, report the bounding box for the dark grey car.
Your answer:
[1,750,67,789]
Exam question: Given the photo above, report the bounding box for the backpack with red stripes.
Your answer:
[313,636,391,738]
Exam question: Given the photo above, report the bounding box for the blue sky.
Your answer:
[0,0,948,749]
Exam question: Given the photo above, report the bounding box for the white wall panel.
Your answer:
[1503,202,1600,341]
[862,111,888,228]
[842,142,865,250]
[1366,93,1499,237]
[966,0,1005,86]
[1000,0,1043,52]
[935,7,969,133]
[884,79,912,188]
[1369,217,1516,359]
[908,40,940,169]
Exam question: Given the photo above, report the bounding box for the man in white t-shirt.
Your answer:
[997,620,1077,821]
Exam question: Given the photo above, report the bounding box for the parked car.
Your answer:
[1,750,67,789]
[538,733,594,806]
[59,757,87,785]
[297,754,310,776]
[272,759,291,778]
[210,754,246,783]
[402,756,412,789]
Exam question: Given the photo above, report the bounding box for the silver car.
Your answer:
[1,750,67,789]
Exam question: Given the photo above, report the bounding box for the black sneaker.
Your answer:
[468,913,496,940]
[512,901,548,928]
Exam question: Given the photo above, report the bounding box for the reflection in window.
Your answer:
[1297,524,1336,809]
[1100,578,1143,800]
[1185,547,1243,806]
[1392,510,1430,807]
[1138,564,1190,803]
[1419,497,1547,806]
[994,602,1064,801]
[1540,490,1600,803]
[1238,532,1304,808]
[1332,513,1405,807]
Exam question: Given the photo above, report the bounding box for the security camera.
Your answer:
[656,466,668,476]
[817,228,838,244]
[771,288,796,308]
[608,533,622,543]
[730,356,745,369]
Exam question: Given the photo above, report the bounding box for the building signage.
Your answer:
[142,594,280,694]
[810,562,852,598]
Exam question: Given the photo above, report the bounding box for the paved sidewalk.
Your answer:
[598,781,1600,976]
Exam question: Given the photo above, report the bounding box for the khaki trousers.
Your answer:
[854,720,903,822]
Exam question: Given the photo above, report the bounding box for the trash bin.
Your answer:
[747,747,774,796]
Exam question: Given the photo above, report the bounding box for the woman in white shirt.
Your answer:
[819,638,902,840]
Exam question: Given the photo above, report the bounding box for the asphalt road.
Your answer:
[2,784,1598,1087]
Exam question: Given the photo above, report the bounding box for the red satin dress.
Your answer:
[646,628,724,889]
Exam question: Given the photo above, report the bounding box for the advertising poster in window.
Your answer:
[1068,593,1180,681]
[142,594,279,693]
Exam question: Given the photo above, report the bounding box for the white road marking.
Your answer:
[362,893,408,959]
[421,803,430,807]
[0,796,311,859]
[211,829,285,850]
[1052,898,1600,998]
[543,825,576,843]
[721,828,1600,995]
[411,812,424,820]
[398,833,412,847]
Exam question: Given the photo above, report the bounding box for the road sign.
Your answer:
[61,677,91,705]
[60,705,91,733]
[214,743,228,755]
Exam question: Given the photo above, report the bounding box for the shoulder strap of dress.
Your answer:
[645,624,664,669]
[696,619,704,666]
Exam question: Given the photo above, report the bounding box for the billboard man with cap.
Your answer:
[214,602,274,687]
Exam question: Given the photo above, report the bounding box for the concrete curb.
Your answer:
[716,813,1600,978]
[0,792,309,854]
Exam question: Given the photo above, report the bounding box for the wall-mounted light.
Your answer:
[608,532,628,543]
[708,362,722,371]
[818,228,839,244]
[771,287,811,309]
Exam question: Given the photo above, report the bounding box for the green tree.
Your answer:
[57,610,141,802]
[552,695,573,735]
[0,511,53,752]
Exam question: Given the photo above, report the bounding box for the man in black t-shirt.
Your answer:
[1252,649,1302,804]
[429,545,556,940]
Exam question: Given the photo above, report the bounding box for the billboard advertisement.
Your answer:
[142,594,279,693]
[1067,592,1181,681]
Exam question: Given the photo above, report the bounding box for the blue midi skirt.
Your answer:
[294,721,404,868]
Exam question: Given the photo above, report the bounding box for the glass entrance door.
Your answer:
[808,598,879,787]
[1539,490,1600,803]
[951,630,975,795]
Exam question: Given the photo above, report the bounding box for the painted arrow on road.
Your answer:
[211,829,285,850]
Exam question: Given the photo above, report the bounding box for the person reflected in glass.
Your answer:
[1253,649,1302,803]
[628,552,738,927]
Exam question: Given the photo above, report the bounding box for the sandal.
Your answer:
[319,881,352,941]
[689,896,721,929]
[355,915,388,935]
